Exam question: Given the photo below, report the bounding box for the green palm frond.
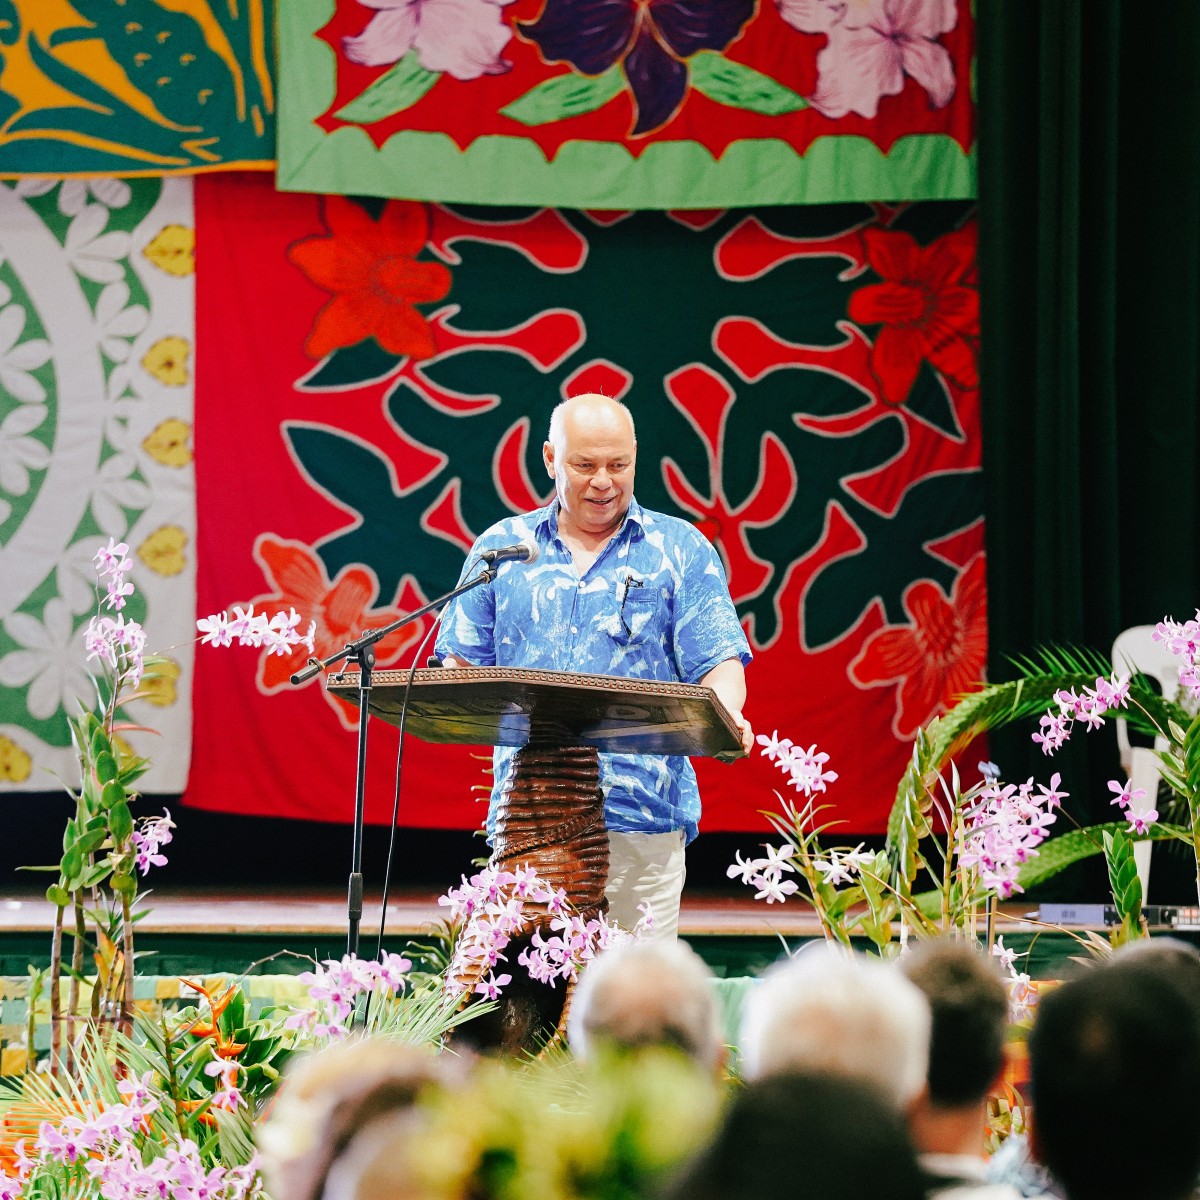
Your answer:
[366,979,496,1046]
[212,1105,258,1166]
[5,1030,121,1113]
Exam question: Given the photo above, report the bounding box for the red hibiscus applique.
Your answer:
[850,554,988,738]
[288,196,451,361]
[848,221,979,406]
[250,536,424,727]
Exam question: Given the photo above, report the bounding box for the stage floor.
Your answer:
[0,886,829,939]
[0,885,1069,946]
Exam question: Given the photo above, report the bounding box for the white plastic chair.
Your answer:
[1111,625,1180,900]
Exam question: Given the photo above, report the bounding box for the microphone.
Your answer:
[480,539,539,566]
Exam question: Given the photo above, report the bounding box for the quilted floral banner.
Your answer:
[188,173,983,834]
[277,0,975,209]
[0,1,273,177]
[0,177,196,795]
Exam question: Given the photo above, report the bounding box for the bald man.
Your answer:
[436,394,752,937]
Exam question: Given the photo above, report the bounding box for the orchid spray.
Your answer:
[35,541,317,1075]
[731,728,1071,951]
[0,1067,261,1200]
[439,862,649,1005]
[727,731,900,950]
[1025,615,1200,921]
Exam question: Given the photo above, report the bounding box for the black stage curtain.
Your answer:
[977,0,1200,827]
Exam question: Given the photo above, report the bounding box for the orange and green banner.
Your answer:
[0,0,273,177]
[278,0,976,208]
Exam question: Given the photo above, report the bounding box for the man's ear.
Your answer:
[543,440,555,478]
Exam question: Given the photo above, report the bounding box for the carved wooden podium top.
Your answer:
[326,665,744,759]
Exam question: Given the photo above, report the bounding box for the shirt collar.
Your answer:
[536,497,645,540]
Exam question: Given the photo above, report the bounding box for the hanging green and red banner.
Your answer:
[277,0,975,208]
[187,173,983,834]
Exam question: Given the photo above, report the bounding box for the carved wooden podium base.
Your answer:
[451,734,608,1055]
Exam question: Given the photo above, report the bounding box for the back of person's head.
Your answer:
[901,937,1010,1107]
[568,938,724,1072]
[664,1070,927,1200]
[1029,957,1200,1200]
[738,943,931,1107]
[1109,935,1200,1015]
[258,1037,458,1200]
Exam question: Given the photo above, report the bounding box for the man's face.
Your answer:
[544,401,636,539]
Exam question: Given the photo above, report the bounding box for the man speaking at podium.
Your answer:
[434,393,753,939]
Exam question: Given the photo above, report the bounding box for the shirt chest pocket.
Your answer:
[615,585,660,643]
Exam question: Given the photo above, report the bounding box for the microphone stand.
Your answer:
[289,565,495,958]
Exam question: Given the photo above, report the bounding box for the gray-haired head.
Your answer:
[739,944,931,1108]
[568,938,724,1072]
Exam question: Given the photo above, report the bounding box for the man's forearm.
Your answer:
[700,658,753,754]
[701,658,746,712]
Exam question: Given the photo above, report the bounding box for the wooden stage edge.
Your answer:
[0,888,1068,943]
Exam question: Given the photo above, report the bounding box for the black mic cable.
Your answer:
[370,552,497,967]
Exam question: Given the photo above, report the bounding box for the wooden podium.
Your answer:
[326,665,744,757]
[327,666,742,1050]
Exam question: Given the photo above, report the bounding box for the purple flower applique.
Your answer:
[519,0,758,135]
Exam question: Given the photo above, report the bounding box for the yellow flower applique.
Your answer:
[142,337,190,387]
[137,525,188,576]
[138,658,181,708]
[143,224,195,277]
[142,418,193,467]
[0,734,32,783]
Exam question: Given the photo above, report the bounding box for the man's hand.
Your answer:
[725,708,755,756]
[700,658,754,756]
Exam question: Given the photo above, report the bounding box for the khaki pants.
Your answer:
[605,829,687,940]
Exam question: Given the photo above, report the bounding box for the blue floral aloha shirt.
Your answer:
[434,499,752,843]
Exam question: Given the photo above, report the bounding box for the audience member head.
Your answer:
[568,938,725,1072]
[901,936,1010,1109]
[738,944,931,1108]
[1029,955,1200,1200]
[1109,934,1200,1016]
[665,1071,927,1200]
[258,1036,460,1200]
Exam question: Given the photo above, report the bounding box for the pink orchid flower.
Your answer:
[343,0,515,80]
[778,0,957,120]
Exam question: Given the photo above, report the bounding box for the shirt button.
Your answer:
[570,626,578,634]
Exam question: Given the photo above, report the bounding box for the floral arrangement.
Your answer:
[28,537,318,1074]
[12,535,1199,1199]
[730,609,1200,968]
[440,864,649,1002]
[255,1036,721,1200]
